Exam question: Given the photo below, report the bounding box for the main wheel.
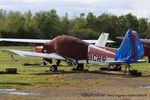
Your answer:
[77,64,84,70]
[50,65,58,72]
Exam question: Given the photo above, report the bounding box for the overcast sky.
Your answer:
[0,0,150,19]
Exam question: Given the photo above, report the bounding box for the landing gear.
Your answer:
[41,61,47,66]
[114,64,122,71]
[77,64,84,70]
[50,65,58,72]
[71,63,84,71]
[49,60,61,72]
[107,64,122,71]
[56,60,61,66]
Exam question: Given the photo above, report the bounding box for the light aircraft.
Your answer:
[117,36,150,63]
[0,33,113,66]
[1,29,145,73]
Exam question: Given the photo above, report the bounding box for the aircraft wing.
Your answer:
[0,38,50,43]
[117,36,150,47]
[140,39,150,47]
[2,49,146,65]
[2,49,65,60]
[0,38,114,44]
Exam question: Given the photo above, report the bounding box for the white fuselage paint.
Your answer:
[87,54,114,64]
[77,45,115,64]
[88,45,115,64]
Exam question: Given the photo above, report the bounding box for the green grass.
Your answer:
[0,46,150,89]
[0,46,59,89]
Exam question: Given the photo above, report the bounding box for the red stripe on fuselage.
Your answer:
[96,46,116,53]
[88,45,115,58]
[132,32,137,59]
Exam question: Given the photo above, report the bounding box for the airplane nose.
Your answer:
[34,46,43,53]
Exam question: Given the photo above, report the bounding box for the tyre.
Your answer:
[50,65,58,72]
[77,64,84,70]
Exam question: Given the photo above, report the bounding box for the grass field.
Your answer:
[0,46,150,89]
[1,46,150,100]
[0,46,96,90]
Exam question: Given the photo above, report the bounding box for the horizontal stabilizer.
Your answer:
[108,59,146,65]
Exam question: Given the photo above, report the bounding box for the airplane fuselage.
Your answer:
[34,35,116,64]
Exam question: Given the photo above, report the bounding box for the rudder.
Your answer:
[115,29,144,63]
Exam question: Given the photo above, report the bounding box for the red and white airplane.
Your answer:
[0,32,113,66]
[1,29,145,72]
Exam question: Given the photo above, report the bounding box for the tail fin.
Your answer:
[95,33,109,47]
[115,29,144,63]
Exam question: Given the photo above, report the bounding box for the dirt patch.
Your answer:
[1,70,150,100]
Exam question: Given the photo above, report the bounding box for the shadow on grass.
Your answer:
[0,82,31,85]
[31,70,150,78]
[0,72,20,74]
[22,63,68,67]
[22,63,41,66]
[31,70,125,76]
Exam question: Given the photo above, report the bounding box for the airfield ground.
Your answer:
[0,46,150,100]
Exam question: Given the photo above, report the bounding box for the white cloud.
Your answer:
[11,0,99,4]
[0,5,11,9]
[108,8,133,15]
[63,0,99,3]
[131,0,150,18]
[0,0,150,18]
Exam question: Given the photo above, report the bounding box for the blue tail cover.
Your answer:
[115,29,144,63]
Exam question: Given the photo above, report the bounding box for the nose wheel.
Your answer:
[50,65,58,72]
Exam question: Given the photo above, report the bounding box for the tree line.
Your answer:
[0,9,149,46]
